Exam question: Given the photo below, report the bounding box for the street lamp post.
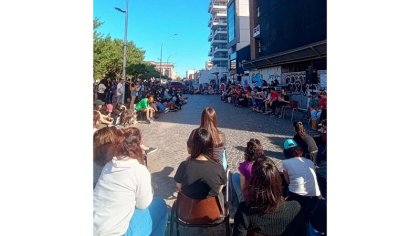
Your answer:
[159,34,178,83]
[114,0,129,81]
[166,53,176,80]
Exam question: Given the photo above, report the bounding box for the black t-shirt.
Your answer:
[233,201,307,236]
[293,134,318,154]
[174,159,227,199]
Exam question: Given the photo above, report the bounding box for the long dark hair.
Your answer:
[244,138,264,162]
[190,128,216,162]
[200,107,223,147]
[247,157,284,213]
[294,121,307,138]
[284,145,304,159]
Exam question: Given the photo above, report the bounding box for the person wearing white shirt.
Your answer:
[94,127,167,236]
[116,79,125,105]
[280,139,322,221]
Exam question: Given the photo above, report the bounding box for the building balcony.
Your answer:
[208,33,213,42]
[210,38,227,45]
[211,21,227,29]
[211,38,227,44]
[214,12,227,18]
[211,16,227,28]
[210,1,227,14]
[212,56,229,61]
[214,47,228,53]
[208,50,213,56]
[214,29,227,36]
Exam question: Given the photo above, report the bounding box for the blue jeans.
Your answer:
[231,172,244,203]
[311,110,322,121]
[124,197,168,236]
[155,102,165,112]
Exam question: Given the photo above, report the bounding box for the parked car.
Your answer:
[167,81,185,91]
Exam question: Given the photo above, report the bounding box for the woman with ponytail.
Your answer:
[187,107,227,168]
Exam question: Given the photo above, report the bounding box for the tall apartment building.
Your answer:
[243,0,327,108]
[227,0,251,82]
[208,0,229,79]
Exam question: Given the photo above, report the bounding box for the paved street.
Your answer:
[134,94,319,204]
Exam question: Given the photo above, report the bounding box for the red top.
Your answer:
[270,91,279,100]
[319,97,327,108]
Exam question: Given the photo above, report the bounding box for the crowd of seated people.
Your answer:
[93,102,327,235]
[93,78,189,128]
[221,83,292,118]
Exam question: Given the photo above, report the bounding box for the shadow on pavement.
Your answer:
[152,167,177,201]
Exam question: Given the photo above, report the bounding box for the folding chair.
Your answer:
[169,170,230,236]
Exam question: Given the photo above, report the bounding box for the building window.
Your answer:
[257,7,260,17]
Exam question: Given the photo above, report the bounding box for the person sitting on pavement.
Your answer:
[293,121,319,165]
[175,128,227,200]
[134,94,155,124]
[280,139,322,222]
[154,97,170,113]
[94,127,167,236]
[231,138,265,203]
[187,107,227,169]
[233,157,307,236]
[94,99,114,127]
[119,109,137,127]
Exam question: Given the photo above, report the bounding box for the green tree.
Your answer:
[93,19,146,81]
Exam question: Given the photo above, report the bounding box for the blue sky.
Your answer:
[94,0,210,78]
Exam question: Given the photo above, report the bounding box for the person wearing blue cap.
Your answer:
[280,139,322,222]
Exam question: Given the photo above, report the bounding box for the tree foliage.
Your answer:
[93,18,156,81]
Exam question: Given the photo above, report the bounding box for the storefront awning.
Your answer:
[243,40,326,70]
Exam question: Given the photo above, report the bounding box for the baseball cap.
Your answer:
[283,139,298,150]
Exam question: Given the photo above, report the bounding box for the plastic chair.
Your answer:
[169,171,230,236]
[281,100,298,119]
